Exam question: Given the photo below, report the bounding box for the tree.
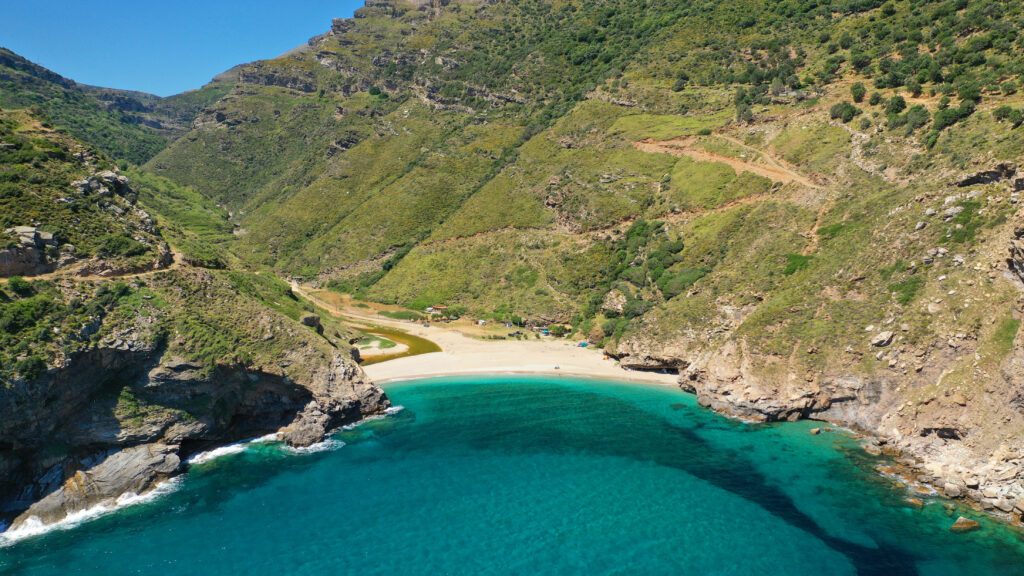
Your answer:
[851,82,867,103]
[850,51,872,71]
[736,102,754,123]
[869,92,883,106]
[885,95,907,115]
[672,72,689,92]
[549,324,571,337]
[994,105,1015,122]
[830,102,861,123]
[956,81,981,103]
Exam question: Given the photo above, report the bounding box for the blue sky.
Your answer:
[1,0,364,96]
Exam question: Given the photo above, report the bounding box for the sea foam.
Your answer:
[186,433,280,465]
[0,477,183,546]
[2,410,407,543]
[281,438,345,455]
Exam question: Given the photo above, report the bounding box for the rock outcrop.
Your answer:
[0,226,58,276]
[1011,226,1024,286]
[13,444,181,528]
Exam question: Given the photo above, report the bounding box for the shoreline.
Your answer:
[363,348,679,388]
[371,365,681,387]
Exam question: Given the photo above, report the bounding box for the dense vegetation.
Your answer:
[3,0,1023,393]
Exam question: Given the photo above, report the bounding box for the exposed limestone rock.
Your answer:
[871,331,895,347]
[956,163,1016,187]
[0,270,388,529]
[10,444,181,530]
[237,65,317,93]
[601,289,627,315]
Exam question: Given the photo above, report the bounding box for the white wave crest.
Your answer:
[0,477,182,546]
[343,406,405,430]
[281,438,345,455]
[187,433,280,465]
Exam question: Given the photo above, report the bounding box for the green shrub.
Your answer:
[829,102,861,123]
[7,276,33,297]
[97,234,148,258]
[851,83,866,103]
[992,317,1021,355]
[888,275,924,304]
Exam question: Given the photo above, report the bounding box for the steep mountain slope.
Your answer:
[146,0,1024,518]
[0,47,229,163]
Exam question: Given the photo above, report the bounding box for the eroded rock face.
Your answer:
[616,315,1024,519]
[1010,226,1024,286]
[11,444,181,529]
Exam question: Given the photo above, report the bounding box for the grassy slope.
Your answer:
[142,0,1024,376]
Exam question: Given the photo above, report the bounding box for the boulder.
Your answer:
[601,289,627,315]
[943,482,963,498]
[871,331,895,347]
[950,516,980,533]
[956,163,1016,187]
[299,313,323,334]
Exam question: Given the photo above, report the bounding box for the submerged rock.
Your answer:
[950,516,980,533]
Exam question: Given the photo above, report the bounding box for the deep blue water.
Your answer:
[2,375,1024,575]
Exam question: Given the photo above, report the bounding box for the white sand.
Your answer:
[361,320,679,386]
[292,283,680,387]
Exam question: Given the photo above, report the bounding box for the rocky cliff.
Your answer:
[1,269,387,530]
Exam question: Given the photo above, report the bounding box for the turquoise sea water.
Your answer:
[2,375,1024,575]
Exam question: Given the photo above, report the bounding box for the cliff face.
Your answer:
[0,269,387,530]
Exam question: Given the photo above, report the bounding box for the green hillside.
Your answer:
[0,47,228,164]
[147,0,1024,334]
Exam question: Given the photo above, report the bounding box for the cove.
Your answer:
[2,375,1024,575]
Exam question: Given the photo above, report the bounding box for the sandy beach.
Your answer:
[363,332,680,386]
[294,285,680,387]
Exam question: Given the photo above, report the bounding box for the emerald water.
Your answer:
[3,375,1024,575]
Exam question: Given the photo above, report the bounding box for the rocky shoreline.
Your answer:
[0,270,390,534]
[614,339,1024,531]
[2,350,388,533]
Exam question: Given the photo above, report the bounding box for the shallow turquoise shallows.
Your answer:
[3,375,1024,575]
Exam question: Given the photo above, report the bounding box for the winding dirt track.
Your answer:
[633,136,822,189]
[1,248,186,285]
